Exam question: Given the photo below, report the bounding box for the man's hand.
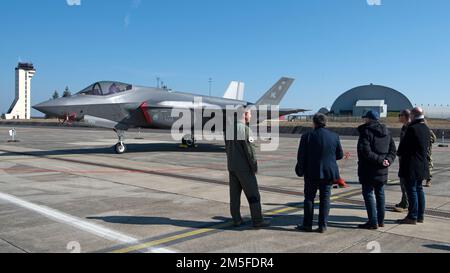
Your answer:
[383,160,390,167]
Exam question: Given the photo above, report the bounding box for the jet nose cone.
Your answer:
[33,100,55,115]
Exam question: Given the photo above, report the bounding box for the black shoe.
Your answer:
[233,219,243,227]
[395,202,408,209]
[358,222,378,230]
[417,218,424,223]
[252,220,270,229]
[396,217,417,225]
[315,227,327,233]
[295,225,313,232]
[378,223,385,228]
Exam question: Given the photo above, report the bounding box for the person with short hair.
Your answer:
[225,107,270,229]
[394,109,411,212]
[296,113,344,233]
[397,107,430,224]
[357,110,397,229]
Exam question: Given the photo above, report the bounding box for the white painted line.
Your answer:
[67,139,178,146]
[0,191,175,253]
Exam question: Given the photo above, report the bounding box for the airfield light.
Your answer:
[439,131,448,147]
[8,128,19,143]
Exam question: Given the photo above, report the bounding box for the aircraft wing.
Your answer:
[279,108,310,116]
[83,115,131,130]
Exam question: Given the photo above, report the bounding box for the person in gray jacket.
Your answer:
[225,107,270,229]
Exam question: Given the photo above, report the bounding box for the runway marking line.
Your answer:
[0,191,175,253]
[110,188,361,253]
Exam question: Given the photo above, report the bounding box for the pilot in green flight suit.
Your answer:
[225,107,270,228]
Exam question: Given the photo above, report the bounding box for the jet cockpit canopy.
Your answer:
[78,81,133,96]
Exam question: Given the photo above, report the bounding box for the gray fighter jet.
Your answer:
[34,77,306,153]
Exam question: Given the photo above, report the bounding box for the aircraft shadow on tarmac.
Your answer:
[0,143,225,156]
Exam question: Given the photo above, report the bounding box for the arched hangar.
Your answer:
[330,84,413,117]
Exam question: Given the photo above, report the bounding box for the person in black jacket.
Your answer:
[357,110,396,229]
[397,107,430,224]
[394,109,411,212]
[296,113,344,233]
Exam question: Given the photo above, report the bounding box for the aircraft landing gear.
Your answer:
[115,129,127,154]
[115,142,127,154]
[180,134,197,148]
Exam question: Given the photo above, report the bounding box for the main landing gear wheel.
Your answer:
[181,134,196,148]
[114,129,127,154]
[115,142,127,154]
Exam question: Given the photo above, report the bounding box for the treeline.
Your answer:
[51,86,72,99]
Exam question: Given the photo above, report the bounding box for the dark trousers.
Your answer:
[405,179,426,220]
[303,180,332,228]
[229,171,263,223]
[362,183,385,225]
[399,178,409,208]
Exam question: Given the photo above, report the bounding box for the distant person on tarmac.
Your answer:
[295,113,344,233]
[357,110,396,230]
[397,107,430,225]
[225,107,270,229]
[425,124,437,188]
[394,109,411,213]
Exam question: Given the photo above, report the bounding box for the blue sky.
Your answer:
[1,0,450,116]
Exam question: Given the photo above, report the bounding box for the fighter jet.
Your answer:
[34,77,307,154]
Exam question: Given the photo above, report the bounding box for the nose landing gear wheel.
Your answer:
[115,142,127,154]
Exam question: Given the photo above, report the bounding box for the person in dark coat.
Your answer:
[357,110,397,229]
[397,107,430,224]
[296,113,344,233]
[394,109,411,212]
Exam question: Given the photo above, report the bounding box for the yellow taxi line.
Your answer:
[111,188,362,253]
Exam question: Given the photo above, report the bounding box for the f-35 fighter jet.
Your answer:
[34,77,306,153]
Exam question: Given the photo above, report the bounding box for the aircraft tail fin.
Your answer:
[223,81,245,100]
[255,77,295,106]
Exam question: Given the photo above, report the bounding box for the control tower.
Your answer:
[4,63,36,120]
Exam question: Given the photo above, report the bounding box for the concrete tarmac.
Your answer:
[0,125,449,253]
